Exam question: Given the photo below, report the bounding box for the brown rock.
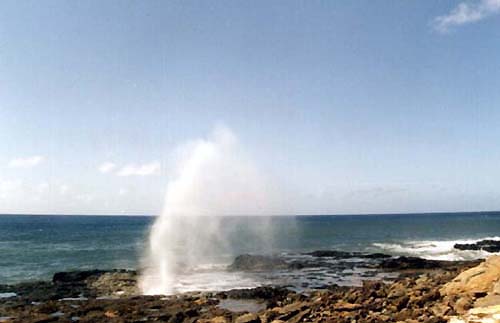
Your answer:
[440,255,500,297]
[30,315,54,323]
[274,302,307,321]
[333,301,363,311]
[430,303,449,317]
[288,309,310,323]
[394,296,410,311]
[454,296,473,313]
[388,283,406,299]
[235,313,261,323]
[206,316,229,323]
[104,310,118,318]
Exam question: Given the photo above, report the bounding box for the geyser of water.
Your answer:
[140,126,279,295]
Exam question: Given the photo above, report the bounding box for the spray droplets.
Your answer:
[140,126,276,295]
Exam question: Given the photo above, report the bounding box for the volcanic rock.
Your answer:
[228,255,289,271]
[305,250,391,259]
[454,239,500,253]
[218,286,290,302]
[2,255,493,323]
[379,256,452,270]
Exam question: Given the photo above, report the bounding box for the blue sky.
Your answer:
[1,0,500,215]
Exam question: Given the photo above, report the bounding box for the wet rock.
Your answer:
[228,255,289,271]
[305,250,355,258]
[218,286,290,302]
[361,253,392,259]
[379,256,451,270]
[217,299,266,313]
[454,239,500,253]
[52,270,106,284]
[305,250,391,259]
[87,271,138,297]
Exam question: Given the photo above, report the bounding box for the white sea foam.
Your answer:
[372,236,500,261]
[0,292,16,299]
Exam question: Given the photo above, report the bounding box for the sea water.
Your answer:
[1,212,499,290]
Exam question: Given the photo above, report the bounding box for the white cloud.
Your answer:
[117,161,161,177]
[0,179,22,199]
[75,194,94,203]
[433,0,500,33]
[36,182,49,193]
[59,184,70,195]
[98,162,116,174]
[8,155,45,168]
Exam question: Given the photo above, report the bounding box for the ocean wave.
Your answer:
[372,236,500,261]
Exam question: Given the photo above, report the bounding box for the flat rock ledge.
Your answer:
[0,256,497,323]
[441,255,500,323]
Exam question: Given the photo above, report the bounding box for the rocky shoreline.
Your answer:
[0,253,498,323]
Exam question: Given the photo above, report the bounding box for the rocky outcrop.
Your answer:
[449,305,500,323]
[218,286,289,302]
[229,252,394,273]
[228,255,289,271]
[441,255,500,312]
[1,256,497,323]
[305,250,391,259]
[378,256,480,271]
[52,270,108,284]
[0,269,138,302]
[454,239,500,253]
[380,256,449,270]
[87,270,139,296]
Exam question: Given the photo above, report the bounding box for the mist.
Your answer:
[139,125,282,295]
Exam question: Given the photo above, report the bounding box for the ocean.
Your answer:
[1,212,500,292]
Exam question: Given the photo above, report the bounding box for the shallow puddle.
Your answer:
[217,299,266,313]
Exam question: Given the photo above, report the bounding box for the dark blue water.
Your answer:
[1,212,500,284]
[0,215,150,284]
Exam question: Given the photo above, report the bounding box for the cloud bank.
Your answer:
[116,162,161,177]
[8,156,45,168]
[433,0,500,33]
[98,162,116,174]
[98,161,160,176]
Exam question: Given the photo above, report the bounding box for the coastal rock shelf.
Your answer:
[454,239,500,253]
[0,255,498,323]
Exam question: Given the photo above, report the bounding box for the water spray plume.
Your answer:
[140,125,277,295]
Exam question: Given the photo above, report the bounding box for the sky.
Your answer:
[1,0,500,215]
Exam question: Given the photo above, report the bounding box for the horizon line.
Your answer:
[1,210,500,217]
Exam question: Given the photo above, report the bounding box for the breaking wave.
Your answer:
[372,236,500,261]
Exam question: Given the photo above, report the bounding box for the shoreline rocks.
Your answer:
[441,255,500,311]
[304,250,391,259]
[0,254,498,323]
[228,255,290,271]
[0,269,138,302]
[378,256,481,271]
[454,239,500,253]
